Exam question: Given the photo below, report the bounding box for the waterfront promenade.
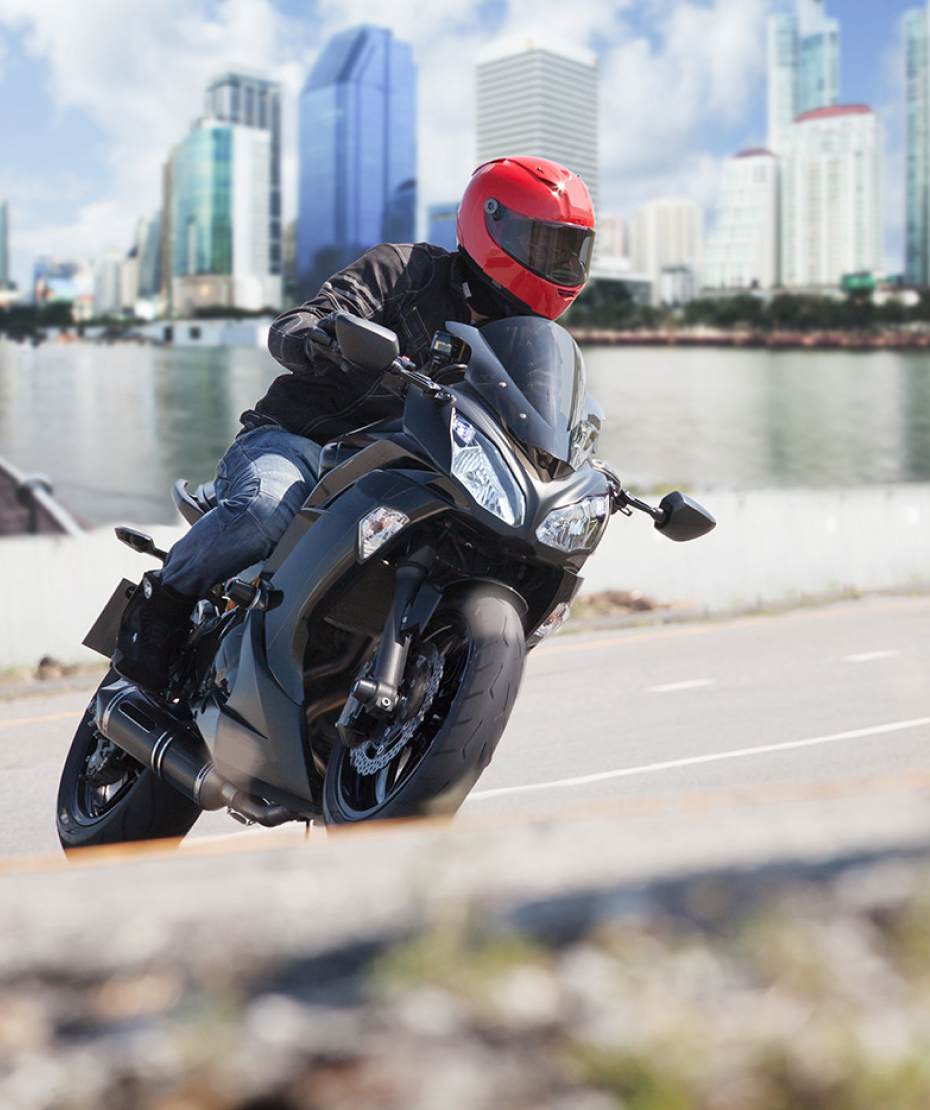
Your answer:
[571,325,930,349]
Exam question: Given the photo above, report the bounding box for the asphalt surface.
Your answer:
[1,592,929,865]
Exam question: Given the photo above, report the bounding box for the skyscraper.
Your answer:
[0,199,10,290]
[296,25,417,302]
[768,0,840,151]
[780,106,882,288]
[427,203,459,252]
[631,198,703,304]
[205,72,282,280]
[703,150,780,291]
[475,38,599,209]
[905,5,930,285]
[169,117,281,313]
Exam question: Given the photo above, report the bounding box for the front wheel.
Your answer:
[56,671,202,852]
[323,587,526,824]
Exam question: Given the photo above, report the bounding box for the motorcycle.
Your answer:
[56,312,715,849]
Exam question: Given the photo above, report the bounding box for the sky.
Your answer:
[0,0,919,292]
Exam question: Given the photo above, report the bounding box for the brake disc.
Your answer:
[349,644,444,776]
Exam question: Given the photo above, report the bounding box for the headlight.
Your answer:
[450,414,525,526]
[536,495,610,553]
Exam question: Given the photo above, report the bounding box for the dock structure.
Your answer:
[0,456,82,537]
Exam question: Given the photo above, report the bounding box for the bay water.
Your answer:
[1,339,928,527]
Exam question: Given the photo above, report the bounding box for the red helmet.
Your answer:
[456,157,595,320]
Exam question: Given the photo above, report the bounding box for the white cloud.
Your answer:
[0,0,772,277]
[598,0,769,212]
[0,0,306,267]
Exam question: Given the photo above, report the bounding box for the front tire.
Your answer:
[56,671,202,852]
[323,587,526,824]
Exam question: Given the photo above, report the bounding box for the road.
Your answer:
[2,592,929,863]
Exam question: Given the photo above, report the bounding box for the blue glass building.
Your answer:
[0,200,8,288]
[205,73,282,278]
[170,122,234,278]
[427,203,459,252]
[906,6,930,285]
[296,25,417,302]
[768,0,839,151]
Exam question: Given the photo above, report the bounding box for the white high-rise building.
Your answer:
[475,37,599,208]
[768,0,840,152]
[780,105,882,288]
[631,198,703,303]
[703,150,780,291]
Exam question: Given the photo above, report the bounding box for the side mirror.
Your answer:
[655,492,716,543]
[334,313,400,372]
[115,526,167,560]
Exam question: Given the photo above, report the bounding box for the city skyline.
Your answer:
[0,0,916,292]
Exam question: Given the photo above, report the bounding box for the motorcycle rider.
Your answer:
[112,156,596,695]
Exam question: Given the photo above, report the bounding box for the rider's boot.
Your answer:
[112,570,197,697]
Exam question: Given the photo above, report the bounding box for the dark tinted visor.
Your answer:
[485,202,595,287]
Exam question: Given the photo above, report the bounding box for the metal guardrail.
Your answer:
[0,455,83,536]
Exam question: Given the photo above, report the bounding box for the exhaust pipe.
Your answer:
[95,679,295,827]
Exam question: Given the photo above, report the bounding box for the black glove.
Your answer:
[303,312,341,364]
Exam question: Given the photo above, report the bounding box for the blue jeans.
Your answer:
[161,425,323,597]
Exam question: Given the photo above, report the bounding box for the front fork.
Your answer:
[336,546,436,746]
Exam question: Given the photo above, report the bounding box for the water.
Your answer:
[1,339,929,527]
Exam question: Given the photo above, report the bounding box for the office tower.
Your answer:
[427,203,459,252]
[631,198,703,303]
[595,215,631,260]
[780,106,882,288]
[0,200,8,288]
[169,117,281,313]
[296,25,416,302]
[205,72,282,279]
[768,0,840,151]
[136,212,163,303]
[906,5,930,285]
[703,150,780,291]
[94,249,125,318]
[475,38,599,209]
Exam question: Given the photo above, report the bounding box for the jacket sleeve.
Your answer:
[267,245,414,372]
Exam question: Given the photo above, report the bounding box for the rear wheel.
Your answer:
[323,587,526,824]
[56,671,201,852]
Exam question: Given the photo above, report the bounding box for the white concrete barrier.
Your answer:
[0,523,187,671]
[582,484,930,614]
[1,485,928,670]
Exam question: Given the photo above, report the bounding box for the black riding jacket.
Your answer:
[245,243,473,443]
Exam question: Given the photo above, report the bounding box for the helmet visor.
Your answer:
[485,202,595,288]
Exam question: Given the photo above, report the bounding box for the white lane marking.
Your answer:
[845,650,901,663]
[471,716,930,801]
[647,679,716,694]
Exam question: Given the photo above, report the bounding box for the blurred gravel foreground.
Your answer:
[2,814,930,1110]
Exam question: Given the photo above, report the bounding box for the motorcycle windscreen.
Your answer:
[446,317,587,464]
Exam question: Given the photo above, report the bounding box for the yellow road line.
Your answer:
[4,765,930,878]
